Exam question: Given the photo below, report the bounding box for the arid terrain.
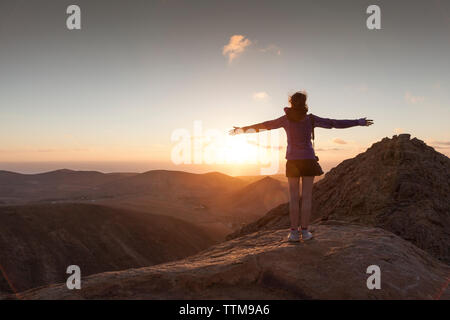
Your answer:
[1,134,449,299]
[0,170,288,239]
[14,221,450,300]
[0,203,217,293]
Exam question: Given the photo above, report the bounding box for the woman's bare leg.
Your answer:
[300,176,314,229]
[288,177,300,229]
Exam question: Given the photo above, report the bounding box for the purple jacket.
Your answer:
[262,113,366,160]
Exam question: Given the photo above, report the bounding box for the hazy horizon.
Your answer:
[1,131,449,175]
[0,160,324,175]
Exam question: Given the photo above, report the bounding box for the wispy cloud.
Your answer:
[332,138,347,145]
[315,147,342,151]
[429,140,450,149]
[0,148,88,153]
[433,141,450,145]
[394,128,404,134]
[259,44,281,56]
[433,82,441,90]
[405,91,425,104]
[223,35,252,63]
[223,36,282,64]
[246,140,284,150]
[252,91,269,101]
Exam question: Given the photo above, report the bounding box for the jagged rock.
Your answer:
[15,222,450,300]
[228,135,450,264]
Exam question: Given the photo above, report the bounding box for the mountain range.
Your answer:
[1,134,449,299]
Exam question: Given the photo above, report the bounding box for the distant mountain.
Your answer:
[0,168,247,205]
[0,169,265,242]
[0,203,216,293]
[228,134,450,264]
[0,169,136,186]
[96,170,246,198]
[0,169,138,204]
[237,174,287,184]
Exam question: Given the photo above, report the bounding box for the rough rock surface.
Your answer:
[16,221,450,300]
[228,135,450,264]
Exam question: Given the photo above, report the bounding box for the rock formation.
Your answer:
[16,221,450,300]
[228,135,450,264]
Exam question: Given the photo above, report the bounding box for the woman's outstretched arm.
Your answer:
[312,114,373,129]
[229,122,267,135]
[229,116,285,135]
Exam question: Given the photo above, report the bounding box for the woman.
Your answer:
[230,91,373,242]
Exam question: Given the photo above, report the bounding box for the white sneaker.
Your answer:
[287,230,300,242]
[301,229,313,241]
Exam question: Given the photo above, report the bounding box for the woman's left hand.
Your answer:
[229,126,242,135]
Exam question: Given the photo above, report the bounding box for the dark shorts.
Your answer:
[286,159,324,177]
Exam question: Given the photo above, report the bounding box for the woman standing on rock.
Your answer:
[230,91,373,242]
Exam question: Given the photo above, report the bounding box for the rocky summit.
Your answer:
[228,134,450,264]
[16,221,450,300]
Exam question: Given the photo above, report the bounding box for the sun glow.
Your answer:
[225,135,260,163]
[170,123,284,175]
[200,134,266,165]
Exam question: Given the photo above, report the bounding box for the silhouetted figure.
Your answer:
[230,91,373,241]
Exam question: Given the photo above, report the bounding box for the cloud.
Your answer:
[315,148,342,151]
[253,91,269,101]
[332,138,347,145]
[246,140,284,150]
[405,91,425,104]
[222,36,282,64]
[394,128,404,134]
[429,140,450,149]
[0,148,89,153]
[433,141,450,146]
[223,35,252,63]
[259,44,281,56]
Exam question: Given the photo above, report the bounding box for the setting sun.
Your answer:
[226,136,258,163]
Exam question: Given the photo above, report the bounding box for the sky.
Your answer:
[0,0,449,175]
